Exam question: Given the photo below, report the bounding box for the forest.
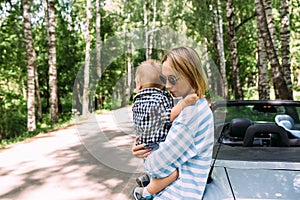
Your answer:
[0,0,299,145]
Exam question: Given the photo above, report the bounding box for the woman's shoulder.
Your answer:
[177,98,212,121]
[187,98,210,111]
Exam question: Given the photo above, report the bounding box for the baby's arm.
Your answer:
[146,169,178,195]
[170,93,198,122]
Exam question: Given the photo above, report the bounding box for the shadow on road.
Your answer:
[0,107,142,200]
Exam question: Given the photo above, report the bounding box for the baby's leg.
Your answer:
[146,169,178,195]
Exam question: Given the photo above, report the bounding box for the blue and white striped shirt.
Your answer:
[144,98,214,200]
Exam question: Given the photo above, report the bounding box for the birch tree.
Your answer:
[254,0,292,99]
[148,0,157,59]
[128,41,134,101]
[121,0,131,107]
[96,0,102,109]
[213,0,228,99]
[125,1,134,102]
[96,0,101,78]
[257,25,270,100]
[280,0,292,96]
[23,0,36,131]
[82,0,91,116]
[34,61,42,121]
[48,0,59,123]
[226,0,243,100]
[144,2,149,60]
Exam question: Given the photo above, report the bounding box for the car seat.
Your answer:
[275,114,300,138]
[221,118,252,146]
[229,118,252,138]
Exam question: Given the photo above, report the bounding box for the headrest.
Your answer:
[275,114,294,128]
[229,118,252,138]
[275,114,300,139]
[279,120,293,129]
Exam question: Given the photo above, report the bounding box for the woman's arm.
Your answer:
[144,121,197,178]
[144,100,213,178]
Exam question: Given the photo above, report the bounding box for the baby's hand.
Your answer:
[181,93,198,108]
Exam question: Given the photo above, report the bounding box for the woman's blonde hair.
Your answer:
[162,46,208,97]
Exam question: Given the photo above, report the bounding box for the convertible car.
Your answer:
[203,100,300,200]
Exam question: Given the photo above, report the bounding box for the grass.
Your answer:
[0,108,116,149]
[0,113,74,149]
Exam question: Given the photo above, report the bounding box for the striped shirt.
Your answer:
[132,88,173,146]
[144,98,214,200]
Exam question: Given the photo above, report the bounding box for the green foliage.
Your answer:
[0,91,74,148]
[0,1,28,144]
[0,111,73,149]
[0,91,27,141]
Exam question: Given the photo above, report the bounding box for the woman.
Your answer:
[132,46,214,200]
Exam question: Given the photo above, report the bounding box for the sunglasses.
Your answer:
[160,75,180,86]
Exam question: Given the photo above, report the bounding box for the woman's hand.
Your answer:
[132,136,151,159]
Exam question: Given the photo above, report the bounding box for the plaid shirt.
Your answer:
[132,88,173,146]
[144,98,214,200]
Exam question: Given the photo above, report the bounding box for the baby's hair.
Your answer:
[135,59,164,87]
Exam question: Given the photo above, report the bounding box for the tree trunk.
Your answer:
[95,0,102,110]
[82,0,91,116]
[23,0,36,131]
[122,26,127,107]
[96,0,101,78]
[121,75,127,107]
[203,38,213,97]
[148,0,156,59]
[214,0,228,99]
[124,1,134,102]
[226,0,243,100]
[144,2,149,60]
[122,1,128,108]
[43,0,50,112]
[280,0,293,98]
[254,0,291,99]
[34,64,42,121]
[128,42,135,101]
[257,25,270,100]
[48,0,58,123]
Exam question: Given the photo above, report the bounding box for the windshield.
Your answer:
[213,104,300,124]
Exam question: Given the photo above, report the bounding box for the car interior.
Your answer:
[213,103,300,147]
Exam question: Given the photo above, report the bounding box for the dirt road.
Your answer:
[0,107,143,200]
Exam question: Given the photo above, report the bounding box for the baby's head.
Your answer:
[135,59,164,92]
